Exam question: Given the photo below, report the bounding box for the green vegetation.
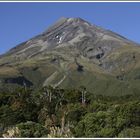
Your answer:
[0,86,140,138]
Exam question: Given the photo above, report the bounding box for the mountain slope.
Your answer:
[0,17,140,95]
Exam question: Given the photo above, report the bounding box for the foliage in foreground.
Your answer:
[0,86,140,138]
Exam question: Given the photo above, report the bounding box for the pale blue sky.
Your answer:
[0,2,140,54]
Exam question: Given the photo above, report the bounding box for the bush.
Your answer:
[118,127,140,137]
[16,121,48,137]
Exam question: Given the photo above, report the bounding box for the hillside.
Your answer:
[0,17,140,95]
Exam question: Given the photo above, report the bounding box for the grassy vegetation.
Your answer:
[0,44,140,96]
[0,59,140,96]
[0,67,20,77]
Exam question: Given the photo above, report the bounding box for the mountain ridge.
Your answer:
[4,17,139,56]
[0,17,140,96]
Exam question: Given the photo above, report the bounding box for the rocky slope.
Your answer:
[0,17,140,95]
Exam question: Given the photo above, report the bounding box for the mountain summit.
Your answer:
[5,17,137,59]
[0,17,140,95]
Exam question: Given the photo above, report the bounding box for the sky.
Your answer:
[0,2,140,54]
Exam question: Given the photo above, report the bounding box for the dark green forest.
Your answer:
[0,86,140,138]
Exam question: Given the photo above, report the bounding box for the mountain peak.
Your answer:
[57,17,88,23]
[66,17,88,22]
[0,17,140,95]
[4,17,138,60]
[44,17,90,34]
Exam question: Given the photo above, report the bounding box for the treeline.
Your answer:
[0,86,140,138]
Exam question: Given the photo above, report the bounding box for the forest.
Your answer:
[0,86,140,138]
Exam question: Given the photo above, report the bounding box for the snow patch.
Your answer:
[58,36,63,43]
[67,18,74,22]
[55,33,64,44]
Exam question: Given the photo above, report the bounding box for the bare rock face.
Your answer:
[0,17,140,95]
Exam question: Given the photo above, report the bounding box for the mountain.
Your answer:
[0,17,140,95]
